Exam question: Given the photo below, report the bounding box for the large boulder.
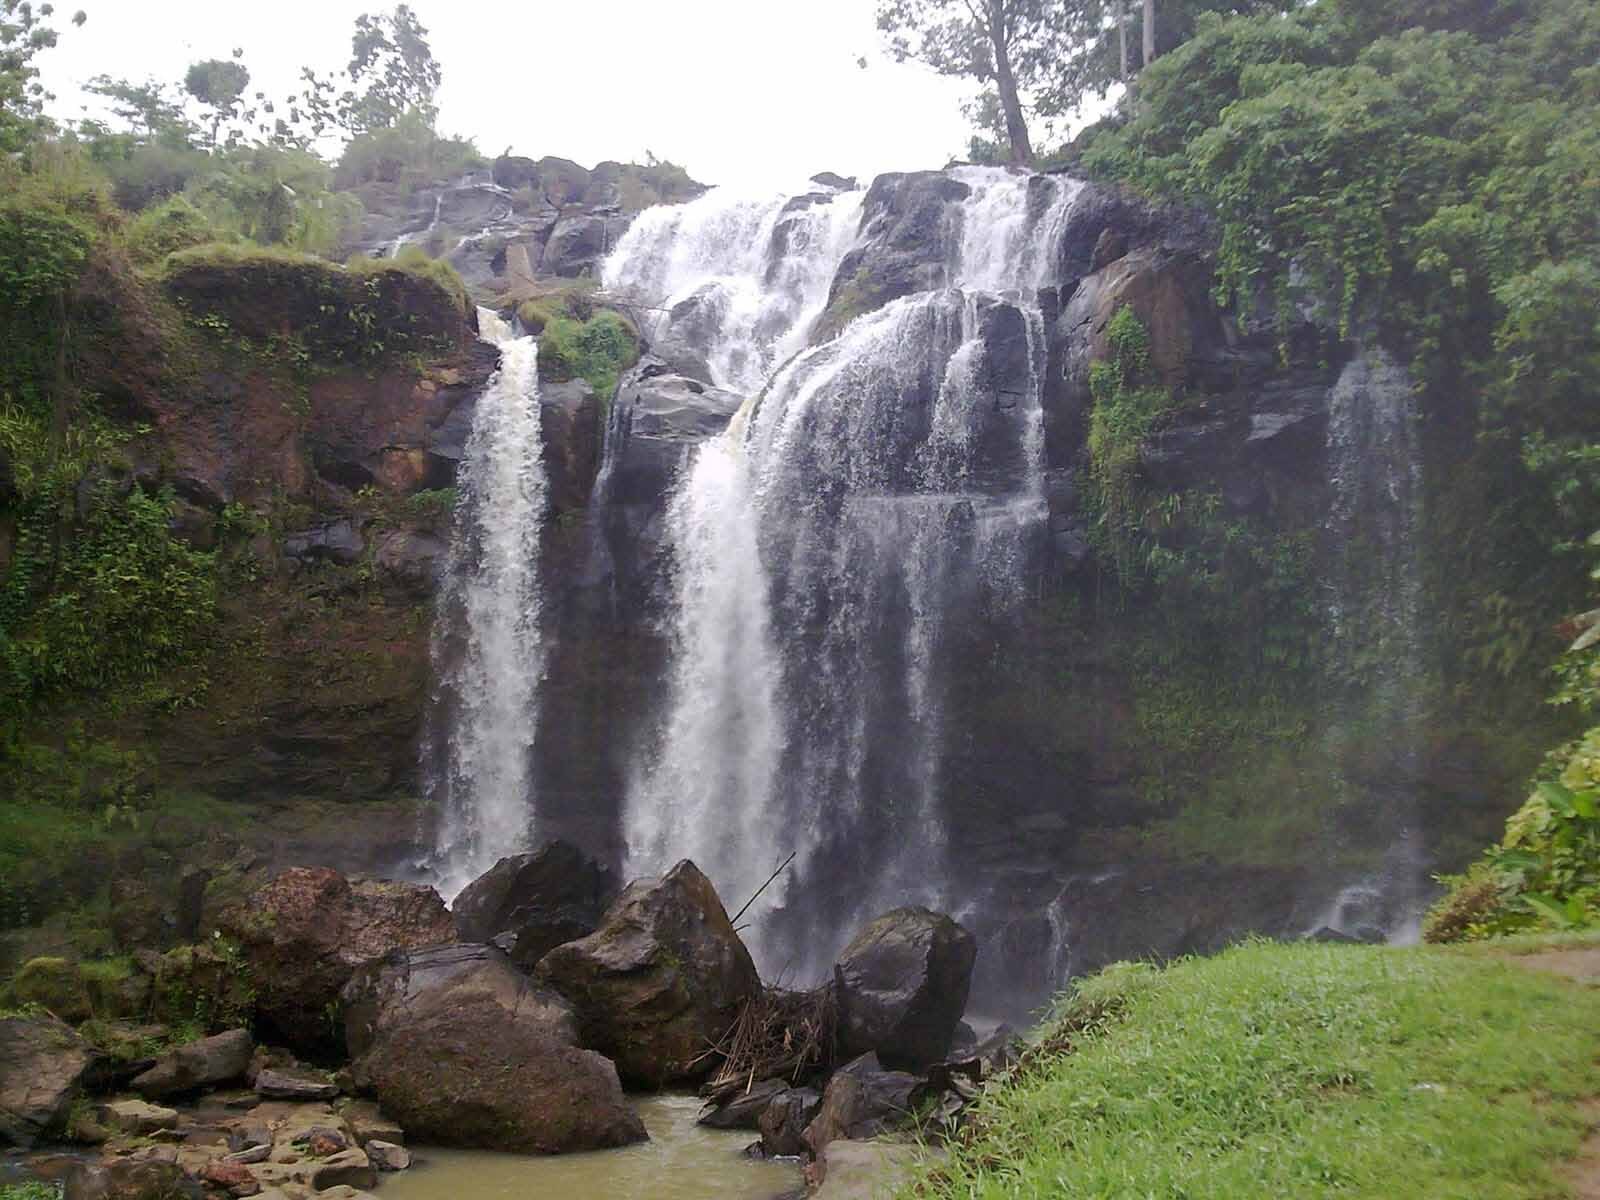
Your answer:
[802,1052,921,1156]
[542,213,618,278]
[62,1159,190,1200]
[130,1028,253,1099]
[225,867,455,1057]
[354,995,645,1153]
[450,842,616,972]
[758,1085,823,1157]
[0,1016,95,1147]
[833,907,976,1072]
[696,1077,787,1130]
[535,859,760,1087]
[342,941,577,1060]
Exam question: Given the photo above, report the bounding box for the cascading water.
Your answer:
[603,181,865,393]
[425,308,550,900]
[611,168,1078,976]
[1317,346,1427,941]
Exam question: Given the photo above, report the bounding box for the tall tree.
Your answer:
[1143,0,1156,66]
[877,0,1059,164]
[296,4,441,139]
[184,53,250,149]
[82,75,193,143]
[0,1,86,152]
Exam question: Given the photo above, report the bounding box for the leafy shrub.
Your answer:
[538,308,638,400]
[123,195,220,265]
[333,110,485,192]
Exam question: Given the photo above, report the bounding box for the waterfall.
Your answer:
[613,170,1076,975]
[602,182,865,393]
[1318,345,1426,941]
[425,307,549,900]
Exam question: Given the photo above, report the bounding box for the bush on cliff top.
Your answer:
[907,940,1600,1199]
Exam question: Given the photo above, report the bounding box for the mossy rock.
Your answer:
[9,956,92,1022]
[165,243,470,363]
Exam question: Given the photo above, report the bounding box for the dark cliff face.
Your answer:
[523,167,1547,1015]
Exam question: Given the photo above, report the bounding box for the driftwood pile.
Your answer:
[700,984,838,1103]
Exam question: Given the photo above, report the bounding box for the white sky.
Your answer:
[39,0,985,189]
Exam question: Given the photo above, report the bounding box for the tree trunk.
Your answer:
[1119,0,1129,79]
[987,0,1033,164]
[1143,0,1156,68]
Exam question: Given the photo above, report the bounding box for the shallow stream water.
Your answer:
[378,1094,799,1200]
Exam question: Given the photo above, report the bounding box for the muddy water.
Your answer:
[378,1094,799,1200]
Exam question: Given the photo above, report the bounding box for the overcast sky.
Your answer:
[39,0,984,189]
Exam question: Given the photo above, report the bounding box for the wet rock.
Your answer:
[809,1138,923,1200]
[282,520,364,566]
[96,1100,180,1135]
[450,842,616,972]
[540,380,604,515]
[225,867,454,1057]
[833,907,976,1071]
[355,994,646,1153]
[365,1139,410,1170]
[131,1029,254,1100]
[62,1159,191,1200]
[342,941,577,1061]
[697,1078,787,1130]
[0,1016,95,1147]
[253,1068,339,1101]
[802,1053,921,1156]
[601,361,742,526]
[542,213,618,278]
[758,1086,823,1158]
[536,859,761,1087]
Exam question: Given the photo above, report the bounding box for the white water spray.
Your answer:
[427,307,549,900]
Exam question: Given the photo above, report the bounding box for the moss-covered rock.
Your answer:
[8,956,91,1022]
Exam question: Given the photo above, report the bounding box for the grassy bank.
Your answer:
[910,940,1600,1199]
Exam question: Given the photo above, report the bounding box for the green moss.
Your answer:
[7,956,90,1021]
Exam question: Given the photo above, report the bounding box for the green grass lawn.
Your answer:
[909,940,1600,1199]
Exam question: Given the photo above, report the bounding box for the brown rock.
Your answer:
[62,1159,187,1200]
[131,1029,253,1100]
[536,859,759,1087]
[204,1158,262,1196]
[342,941,576,1061]
[833,907,976,1071]
[0,1016,94,1147]
[355,995,646,1153]
[226,867,454,1056]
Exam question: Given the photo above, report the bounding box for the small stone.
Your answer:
[228,1143,272,1164]
[205,1157,262,1196]
[293,1124,349,1155]
[340,1100,403,1148]
[365,1139,410,1171]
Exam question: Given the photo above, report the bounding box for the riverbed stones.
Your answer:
[225,867,454,1056]
[131,1029,254,1100]
[536,859,760,1087]
[353,994,646,1153]
[62,1158,188,1200]
[96,1100,179,1136]
[450,842,616,971]
[342,941,578,1060]
[833,907,976,1071]
[0,1015,95,1147]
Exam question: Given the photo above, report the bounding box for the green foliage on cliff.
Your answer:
[520,290,640,400]
[906,941,1600,1199]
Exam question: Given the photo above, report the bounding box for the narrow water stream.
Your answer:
[377,1095,799,1200]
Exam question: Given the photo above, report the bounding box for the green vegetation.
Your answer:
[0,1183,60,1200]
[516,287,640,400]
[907,940,1600,1199]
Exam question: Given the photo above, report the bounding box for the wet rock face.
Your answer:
[449,842,616,972]
[0,1016,94,1147]
[536,860,760,1087]
[355,994,646,1154]
[225,868,455,1059]
[802,1052,922,1156]
[833,907,977,1072]
[342,941,578,1061]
